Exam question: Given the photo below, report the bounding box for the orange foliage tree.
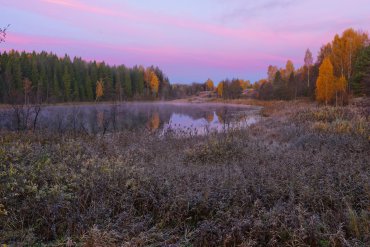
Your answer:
[96,79,104,101]
[267,65,278,82]
[144,68,159,97]
[284,60,295,79]
[205,79,214,91]
[316,58,335,105]
[335,76,347,106]
[217,82,223,98]
[330,28,368,90]
[239,79,250,90]
[149,71,159,96]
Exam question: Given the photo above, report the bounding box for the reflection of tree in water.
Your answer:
[97,110,104,129]
[215,108,236,126]
[216,112,224,124]
[147,111,160,131]
[205,112,214,123]
[216,109,225,124]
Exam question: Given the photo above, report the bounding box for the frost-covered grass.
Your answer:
[0,100,369,246]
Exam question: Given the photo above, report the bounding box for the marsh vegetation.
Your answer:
[0,99,369,246]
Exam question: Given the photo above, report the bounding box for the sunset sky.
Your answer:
[1,0,369,83]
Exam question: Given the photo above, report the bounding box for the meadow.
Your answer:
[0,99,369,246]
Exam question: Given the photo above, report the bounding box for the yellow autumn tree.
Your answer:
[217,82,223,98]
[205,79,214,91]
[149,71,159,96]
[284,60,295,79]
[239,80,250,90]
[335,76,347,106]
[96,79,104,101]
[144,68,151,89]
[316,58,335,105]
[336,75,347,93]
[330,28,368,88]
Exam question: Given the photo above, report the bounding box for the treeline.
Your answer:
[255,28,370,104]
[170,78,251,99]
[194,28,369,104]
[0,50,171,104]
[1,28,369,105]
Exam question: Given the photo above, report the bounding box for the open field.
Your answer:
[0,99,369,246]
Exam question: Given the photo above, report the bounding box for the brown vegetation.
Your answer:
[0,100,369,246]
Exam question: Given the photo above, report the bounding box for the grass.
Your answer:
[0,100,369,246]
[292,101,370,139]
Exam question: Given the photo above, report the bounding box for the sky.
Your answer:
[0,0,369,83]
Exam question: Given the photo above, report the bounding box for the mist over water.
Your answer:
[0,102,261,134]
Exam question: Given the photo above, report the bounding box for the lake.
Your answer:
[0,102,261,134]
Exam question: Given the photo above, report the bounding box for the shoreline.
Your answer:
[0,99,264,110]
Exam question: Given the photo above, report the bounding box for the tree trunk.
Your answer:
[307,67,310,88]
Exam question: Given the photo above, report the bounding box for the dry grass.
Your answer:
[0,100,369,246]
[292,102,370,139]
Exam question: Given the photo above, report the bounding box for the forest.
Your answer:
[254,28,370,104]
[150,28,370,105]
[0,51,171,104]
[174,28,370,104]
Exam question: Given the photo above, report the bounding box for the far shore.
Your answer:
[0,98,265,109]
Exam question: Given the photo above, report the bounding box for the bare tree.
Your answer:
[304,49,313,88]
[0,24,10,43]
[32,104,42,132]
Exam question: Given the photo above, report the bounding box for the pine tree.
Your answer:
[288,72,296,100]
[115,70,122,101]
[352,46,370,96]
[123,67,132,99]
[52,72,60,101]
[13,60,22,91]
[62,67,71,101]
[131,66,144,96]
[85,73,94,100]
[273,71,288,99]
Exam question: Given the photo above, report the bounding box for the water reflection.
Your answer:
[205,112,214,123]
[164,111,259,135]
[147,112,161,131]
[0,103,261,135]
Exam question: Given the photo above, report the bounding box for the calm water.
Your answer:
[0,102,261,134]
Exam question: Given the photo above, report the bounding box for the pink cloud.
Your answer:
[4,32,284,71]
[3,0,331,63]
[42,0,135,19]
[5,0,275,41]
